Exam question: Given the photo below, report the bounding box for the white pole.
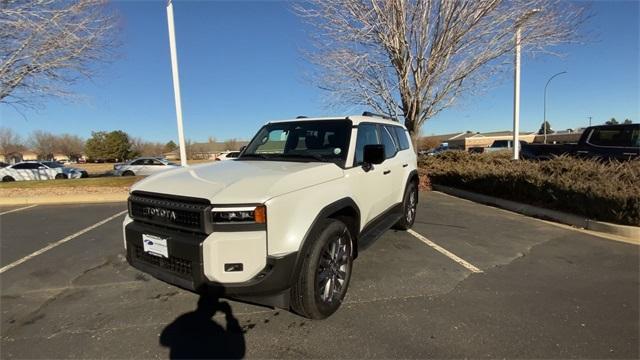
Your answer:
[166,0,188,167]
[512,26,521,160]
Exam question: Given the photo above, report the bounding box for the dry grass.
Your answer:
[74,160,215,176]
[420,151,640,226]
[0,176,142,189]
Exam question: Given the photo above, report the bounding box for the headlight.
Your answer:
[211,205,266,224]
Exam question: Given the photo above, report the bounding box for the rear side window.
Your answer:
[12,163,40,169]
[393,127,411,150]
[354,124,379,165]
[380,126,397,159]
[589,128,635,147]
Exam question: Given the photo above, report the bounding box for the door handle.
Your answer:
[402,164,408,168]
[383,170,391,175]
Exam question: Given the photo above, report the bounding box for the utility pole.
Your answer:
[588,116,592,127]
[543,71,567,144]
[512,9,540,160]
[166,0,188,166]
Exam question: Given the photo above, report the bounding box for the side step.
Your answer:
[358,212,402,251]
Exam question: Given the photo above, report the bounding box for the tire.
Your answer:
[122,170,135,176]
[290,218,354,319]
[2,176,15,182]
[55,173,67,180]
[393,181,418,230]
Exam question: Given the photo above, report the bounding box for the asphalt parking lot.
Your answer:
[1,192,638,359]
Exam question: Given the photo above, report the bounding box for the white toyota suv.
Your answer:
[123,114,418,319]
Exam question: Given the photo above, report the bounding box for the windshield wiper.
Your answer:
[275,154,328,162]
[238,153,269,160]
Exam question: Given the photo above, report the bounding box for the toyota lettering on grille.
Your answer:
[142,207,177,221]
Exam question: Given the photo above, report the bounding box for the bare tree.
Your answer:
[295,0,585,141]
[0,0,118,107]
[56,133,85,161]
[29,130,57,159]
[0,127,25,155]
[130,137,165,157]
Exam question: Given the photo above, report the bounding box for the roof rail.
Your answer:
[361,111,397,122]
[296,115,308,119]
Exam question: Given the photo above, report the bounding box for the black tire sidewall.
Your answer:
[123,171,134,176]
[55,174,67,179]
[2,176,15,182]
[404,182,417,227]
[298,219,353,319]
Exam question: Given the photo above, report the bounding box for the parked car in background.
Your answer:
[114,157,180,176]
[216,151,241,161]
[470,140,528,153]
[426,142,450,156]
[521,124,640,161]
[0,161,88,182]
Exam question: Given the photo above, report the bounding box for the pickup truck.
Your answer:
[520,124,639,161]
[123,114,418,319]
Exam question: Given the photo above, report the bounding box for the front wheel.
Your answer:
[290,219,353,319]
[393,181,418,230]
[55,173,67,180]
[122,170,135,176]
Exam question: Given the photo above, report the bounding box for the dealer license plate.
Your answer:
[142,234,169,258]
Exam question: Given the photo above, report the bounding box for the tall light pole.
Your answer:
[543,71,567,144]
[512,9,541,160]
[166,0,188,166]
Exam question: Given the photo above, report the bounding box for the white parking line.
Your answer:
[0,210,128,274]
[0,204,38,216]
[407,229,483,273]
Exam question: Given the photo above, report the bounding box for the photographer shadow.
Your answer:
[160,295,245,359]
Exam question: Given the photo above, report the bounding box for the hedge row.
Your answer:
[419,151,640,226]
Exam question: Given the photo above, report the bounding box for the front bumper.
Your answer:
[124,220,297,306]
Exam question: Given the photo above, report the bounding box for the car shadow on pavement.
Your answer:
[160,295,245,359]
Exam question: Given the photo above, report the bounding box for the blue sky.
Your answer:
[1,0,638,142]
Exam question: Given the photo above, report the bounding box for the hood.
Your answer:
[131,160,344,203]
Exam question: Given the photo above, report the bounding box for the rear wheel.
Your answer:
[393,181,417,230]
[2,176,15,182]
[55,173,67,180]
[122,170,135,176]
[291,219,353,319]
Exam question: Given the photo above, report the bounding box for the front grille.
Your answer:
[128,193,210,232]
[134,245,192,277]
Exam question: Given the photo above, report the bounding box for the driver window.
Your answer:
[256,130,287,154]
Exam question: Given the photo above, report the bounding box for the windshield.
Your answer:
[42,161,63,168]
[240,120,351,166]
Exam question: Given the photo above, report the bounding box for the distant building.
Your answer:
[421,128,583,151]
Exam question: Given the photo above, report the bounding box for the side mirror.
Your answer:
[363,144,385,171]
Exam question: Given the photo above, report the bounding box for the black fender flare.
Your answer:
[402,169,419,203]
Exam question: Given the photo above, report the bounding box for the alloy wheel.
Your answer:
[317,230,349,304]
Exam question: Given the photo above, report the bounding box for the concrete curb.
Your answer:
[0,193,128,206]
[432,184,640,241]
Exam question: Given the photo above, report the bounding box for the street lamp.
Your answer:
[166,0,188,166]
[543,71,567,144]
[512,9,541,160]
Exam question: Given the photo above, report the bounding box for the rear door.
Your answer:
[346,123,393,225]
